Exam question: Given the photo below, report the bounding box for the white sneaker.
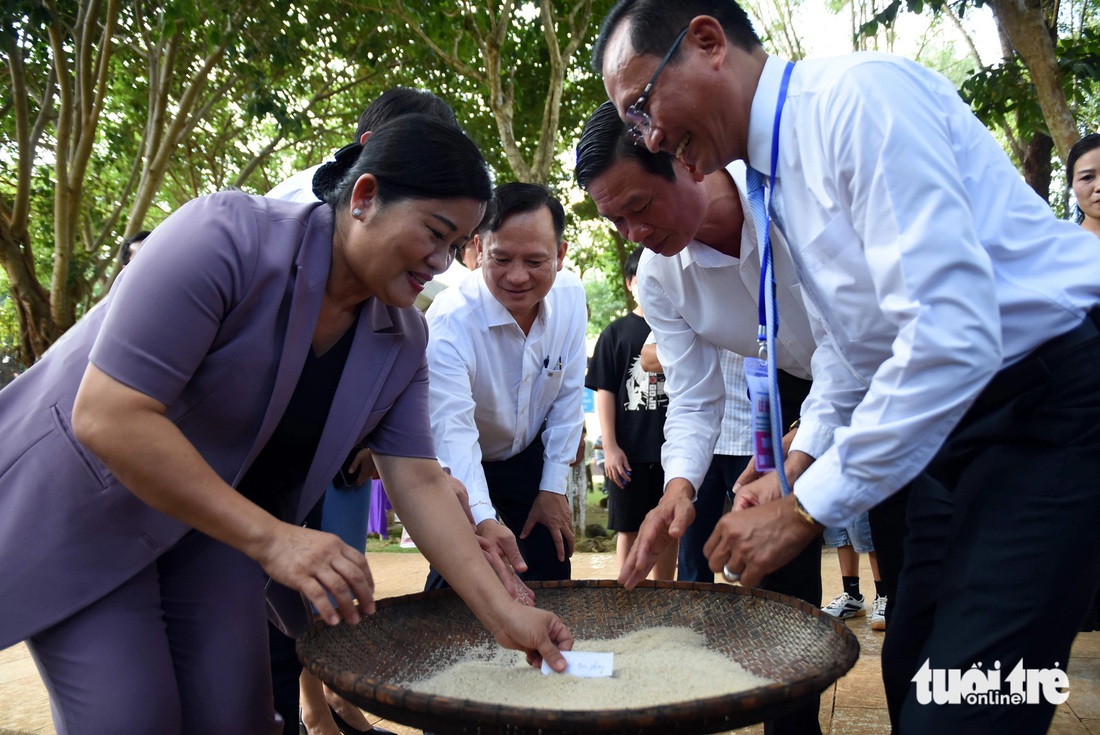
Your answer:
[822,592,866,619]
[871,595,887,630]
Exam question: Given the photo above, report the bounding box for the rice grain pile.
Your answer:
[404,626,773,710]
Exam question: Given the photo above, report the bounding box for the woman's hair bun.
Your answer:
[312,142,363,204]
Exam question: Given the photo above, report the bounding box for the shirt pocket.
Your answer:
[533,368,566,413]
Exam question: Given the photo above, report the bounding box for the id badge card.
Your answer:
[743,357,775,472]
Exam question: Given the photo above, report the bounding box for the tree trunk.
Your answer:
[1020,133,1054,200]
[988,0,1078,164]
[0,215,55,366]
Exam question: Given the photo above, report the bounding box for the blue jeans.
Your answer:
[823,510,874,553]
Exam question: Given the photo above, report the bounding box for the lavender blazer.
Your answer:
[0,192,435,648]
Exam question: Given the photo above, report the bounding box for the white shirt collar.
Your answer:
[473,266,546,332]
[747,55,791,177]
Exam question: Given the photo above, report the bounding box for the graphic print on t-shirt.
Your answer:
[624,355,667,411]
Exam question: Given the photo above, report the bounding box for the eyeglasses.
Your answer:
[624,26,690,142]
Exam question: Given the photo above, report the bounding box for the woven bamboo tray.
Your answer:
[297,580,860,735]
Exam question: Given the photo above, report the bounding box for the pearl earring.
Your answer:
[352,207,362,218]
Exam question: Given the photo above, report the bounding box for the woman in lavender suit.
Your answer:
[0,115,572,734]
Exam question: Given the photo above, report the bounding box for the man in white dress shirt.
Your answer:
[596,1,1100,732]
[425,182,587,584]
[576,100,828,735]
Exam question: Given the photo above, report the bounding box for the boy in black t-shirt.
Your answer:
[585,246,674,579]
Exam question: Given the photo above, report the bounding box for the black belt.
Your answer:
[971,308,1100,415]
[1032,307,1100,359]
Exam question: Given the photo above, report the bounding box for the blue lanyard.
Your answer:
[757,60,795,494]
[756,60,794,350]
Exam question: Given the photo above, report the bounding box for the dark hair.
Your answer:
[331,114,492,211]
[1067,133,1100,224]
[575,101,676,190]
[314,88,459,202]
[624,244,645,281]
[592,0,760,74]
[119,230,151,266]
[479,182,566,244]
[354,87,457,143]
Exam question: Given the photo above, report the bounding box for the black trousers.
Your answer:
[867,481,909,627]
[882,311,1100,734]
[426,435,570,590]
[678,453,752,582]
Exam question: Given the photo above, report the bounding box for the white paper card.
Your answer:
[541,651,614,678]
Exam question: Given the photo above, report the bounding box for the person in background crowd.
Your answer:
[586,245,674,580]
[266,88,458,205]
[458,235,482,270]
[119,230,151,267]
[1067,131,1100,634]
[1069,133,1100,238]
[820,512,886,631]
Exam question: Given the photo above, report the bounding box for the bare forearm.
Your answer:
[595,390,619,451]
[375,455,515,628]
[73,364,281,560]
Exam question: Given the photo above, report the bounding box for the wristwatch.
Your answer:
[793,496,820,528]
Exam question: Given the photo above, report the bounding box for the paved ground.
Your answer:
[2,548,1098,734]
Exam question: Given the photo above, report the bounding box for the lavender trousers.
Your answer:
[27,530,281,735]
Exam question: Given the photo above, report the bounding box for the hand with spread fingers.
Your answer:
[476,534,536,605]
[477,517,529,572]
[617,478,696,589]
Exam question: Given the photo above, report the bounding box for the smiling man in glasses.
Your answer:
[594,1,1100,733]
[621,26,689,144]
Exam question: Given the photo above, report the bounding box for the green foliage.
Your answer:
[961,28,1100,143]
[353,0,617,183]
[961,59,1047,140]
[0,280,25,386]
[856,0,973,39]
[0,0,624,356]
[583,269,628,339]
